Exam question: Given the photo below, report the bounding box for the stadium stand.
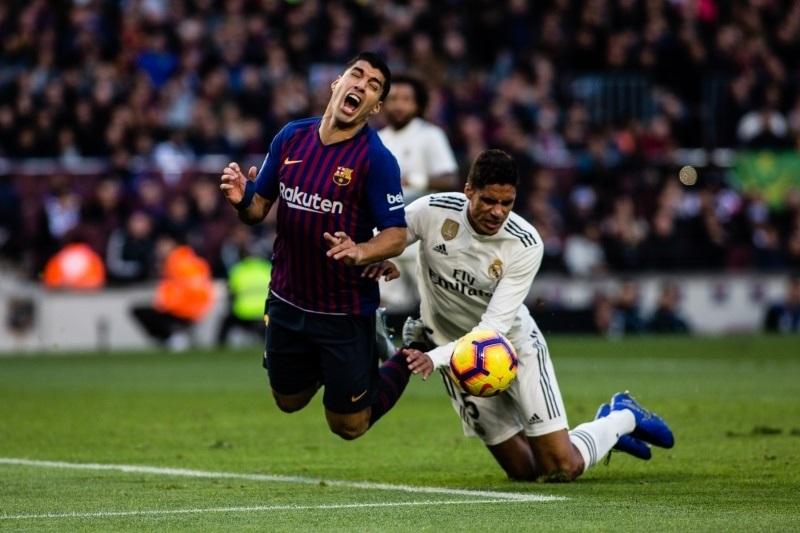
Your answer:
[1,1,799,346]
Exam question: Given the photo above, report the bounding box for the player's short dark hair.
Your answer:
[391,74,429,116]
[345,52,391,101]
[466,149,519,189]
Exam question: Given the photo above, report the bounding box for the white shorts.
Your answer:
[441,329,568,446]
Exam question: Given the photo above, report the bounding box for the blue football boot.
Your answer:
[595,403,652,460]
[610,391,675,449]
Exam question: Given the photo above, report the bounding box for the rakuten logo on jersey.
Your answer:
[279,183,343,215]
[386,192,405,211]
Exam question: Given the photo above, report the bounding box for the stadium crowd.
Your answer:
[1,0,800,281]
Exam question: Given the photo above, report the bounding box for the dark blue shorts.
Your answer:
[263,296,378,414]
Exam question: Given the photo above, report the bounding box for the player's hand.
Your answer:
[361,260,400,281]
[402,348,434,380]
[324,231,363,265]
[220,162,257,205]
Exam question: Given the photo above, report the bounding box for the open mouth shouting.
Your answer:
[342,92,362,115]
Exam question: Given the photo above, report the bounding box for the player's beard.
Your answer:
[387,112,414,130]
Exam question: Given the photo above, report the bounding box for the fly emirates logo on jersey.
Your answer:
[428,267,495,298]
[279,183,344,215]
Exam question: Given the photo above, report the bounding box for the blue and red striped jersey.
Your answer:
[254,117,406,315]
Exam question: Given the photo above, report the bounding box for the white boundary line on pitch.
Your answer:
[2,500,535,521]
[0,458,565,504]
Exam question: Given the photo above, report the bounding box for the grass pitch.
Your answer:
[1,335,799,531]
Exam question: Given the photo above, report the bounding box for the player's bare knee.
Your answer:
[541,458,582,482]
[329,420,368,440]
[273,397,301,413]
[272,391,310,413]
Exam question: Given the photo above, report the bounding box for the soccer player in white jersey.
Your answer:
[367,149,674,481]
[378,75,458,203]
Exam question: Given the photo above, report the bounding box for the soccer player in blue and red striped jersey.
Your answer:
[219,52,413,440]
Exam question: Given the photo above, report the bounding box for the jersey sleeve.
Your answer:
[402,195,429,245]
[365,147,406,230]
[254,124,291,200]
[427,341,456,369]
[474,243,543,336]
[424,126,458,176]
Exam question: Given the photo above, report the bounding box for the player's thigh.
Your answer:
[312,311,378,415]
[508,333,569,439]
[263,298,322,396]
[439,369,523,446]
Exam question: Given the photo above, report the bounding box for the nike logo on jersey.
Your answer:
[351,389,368,402]
[433,243,448,255]
[283,157,303,165]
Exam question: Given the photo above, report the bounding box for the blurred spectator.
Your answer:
[378,74,458,202]
[592,291,615,337]
[105,211,156,284]
[79,177,126,255]
[601,196,647,271]
[133,178,166,221]
[153,130,194,186]
[36,176,82,270]
[160,195,194,243]
[216,224,272,277]
[187,177,232,264]
[641,206,683,270]
[563,224,607,277]
[737,85,790,149]
[612,280,645,335]
[216,256,271,347]
[131,238,215,350]
[0,176,22,260]
[763,276,800,333]
[647,282,691,334]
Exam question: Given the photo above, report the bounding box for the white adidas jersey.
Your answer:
[405,193,544,368]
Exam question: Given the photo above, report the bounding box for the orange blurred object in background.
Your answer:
[42,243,106,290]
[154,245,215,322]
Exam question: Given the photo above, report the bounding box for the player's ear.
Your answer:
[369,101,383,116]
[464,182,474,198]
[331,76,341,91]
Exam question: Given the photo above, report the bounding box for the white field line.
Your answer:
[1,499,534,521]
[0,457,565,505]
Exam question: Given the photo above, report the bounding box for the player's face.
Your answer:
[383,83,417,129]
[330,60,386,127]
[465,183,516,235]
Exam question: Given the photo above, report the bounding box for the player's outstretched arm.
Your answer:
[219,162,273,224]
[324,227,406,266]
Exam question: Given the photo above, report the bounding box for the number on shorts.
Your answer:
[440,369,479,421]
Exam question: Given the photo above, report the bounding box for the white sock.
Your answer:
[569,410,636,472]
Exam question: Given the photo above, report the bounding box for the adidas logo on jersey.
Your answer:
[433,243,448,255]
[528,413,543,424]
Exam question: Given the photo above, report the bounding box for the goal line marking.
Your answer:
[0,457,565,504]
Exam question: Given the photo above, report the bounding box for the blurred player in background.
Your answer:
[377,74,460,306]
[367,149,675,480]
[378,74,458,203]
[220,52,413,440]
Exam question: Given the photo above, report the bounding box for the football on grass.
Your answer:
[449,329,518,397]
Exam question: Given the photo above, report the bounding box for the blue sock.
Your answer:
[369,352,411,426]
